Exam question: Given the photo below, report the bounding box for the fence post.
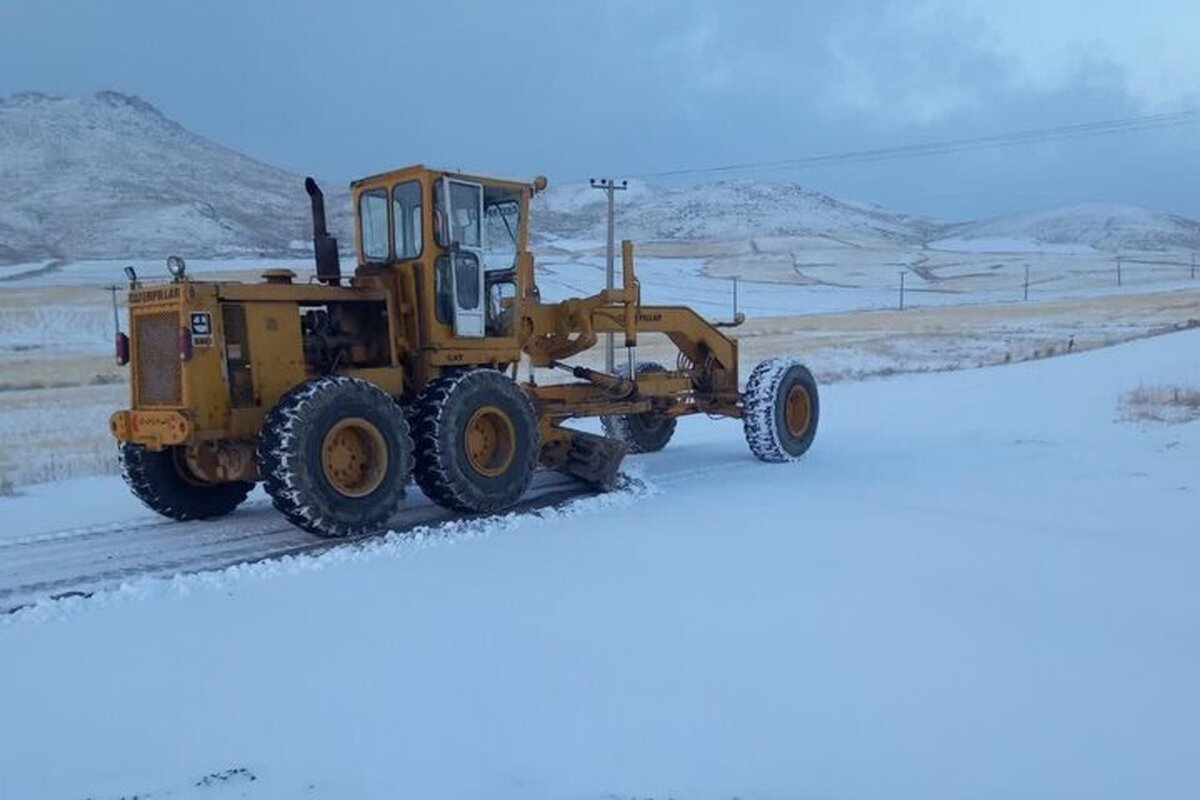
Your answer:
[1023,265,1029,301]
[899,270,905,310]
[1116,256,1122,287]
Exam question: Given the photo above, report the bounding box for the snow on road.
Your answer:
[0,473,609,611]
[1,331,1199,799]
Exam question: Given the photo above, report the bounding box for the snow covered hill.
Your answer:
[532,179,936,245]
[934,202,1200,252]
[0,91,350,264]
[3,90,1199,266]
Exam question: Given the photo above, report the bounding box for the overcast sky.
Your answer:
[2,0,1198,219]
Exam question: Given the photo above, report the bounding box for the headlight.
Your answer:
[166,255,187,279]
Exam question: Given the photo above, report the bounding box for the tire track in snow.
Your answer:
[0,473,604,613]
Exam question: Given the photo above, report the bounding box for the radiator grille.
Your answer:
[134,312,181,406]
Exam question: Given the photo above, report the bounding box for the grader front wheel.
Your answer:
[743,357,820,462]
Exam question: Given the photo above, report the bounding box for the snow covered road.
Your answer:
[0,473,604,613]
[1,331,1198,799]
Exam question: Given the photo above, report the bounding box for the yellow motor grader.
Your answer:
[109,166,819,537]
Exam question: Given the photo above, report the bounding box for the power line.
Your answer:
[623,108,1200,181]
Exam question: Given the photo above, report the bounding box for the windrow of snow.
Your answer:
[3,469,656,623]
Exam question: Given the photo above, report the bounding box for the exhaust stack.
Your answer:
[305,177,341,285]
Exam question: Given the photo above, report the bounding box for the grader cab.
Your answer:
[110,166,819,537]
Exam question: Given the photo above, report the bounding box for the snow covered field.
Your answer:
[1,329,1197,799]
[539,246,1200,324]
[0,256,315,288]
[2,251,1199,488]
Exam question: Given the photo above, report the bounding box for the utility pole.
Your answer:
[590,177,627,372]
[898,270,906,310]
[1192,251,1196,280]
[1116,255,1122,287]
[1023,264,1029,301]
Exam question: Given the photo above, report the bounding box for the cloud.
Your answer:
[822,3,1003,125]
[2,0,1198,217]
[926,0,1200,109]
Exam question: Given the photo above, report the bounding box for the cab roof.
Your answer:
[350,164,533,192]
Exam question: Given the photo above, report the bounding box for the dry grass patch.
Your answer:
[1119,384,1200,424]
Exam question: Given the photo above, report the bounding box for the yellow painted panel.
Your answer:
[243,302,306,412]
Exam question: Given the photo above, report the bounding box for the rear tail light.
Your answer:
[115,332,130,366]
[179,326,194,361]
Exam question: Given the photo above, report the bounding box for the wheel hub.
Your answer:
[784,385,812,437]
[464,405,516,478]
[321,417,388,498]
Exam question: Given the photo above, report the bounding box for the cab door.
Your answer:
[442,177,486,338]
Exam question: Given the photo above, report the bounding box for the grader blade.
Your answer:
[560,429,627,491]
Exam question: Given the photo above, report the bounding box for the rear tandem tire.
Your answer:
[600,361,677,453]
[119,443,252,521]
[258,376,413,538]
[411,369,539,514]
[742,357,819,462]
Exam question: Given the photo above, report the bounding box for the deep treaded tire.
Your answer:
[600,361,677,453]
[258,376,412,538]
[743,357,819,462]
[411,369,538,513]
[119,443,252,521]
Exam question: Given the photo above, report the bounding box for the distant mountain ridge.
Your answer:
[531,180,939,245]
[936,203,1200,252]
[0,91,350,264]
[1,91,1198,265]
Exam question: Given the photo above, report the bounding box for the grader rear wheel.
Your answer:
[743,357,820,462]
[119,443,252,521]
[320,418,389,498]
[464,405,518,478]
[411,369,538,514]
[258,376,412,538]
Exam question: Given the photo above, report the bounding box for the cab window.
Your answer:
[434,256,453,323]
[359,189,389,262]
[484,190,521,270]
[434,180,483,248]
[391,181,422,259]
[449,182,482,247]
[454,252,480,309]
[433,252,481,325]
